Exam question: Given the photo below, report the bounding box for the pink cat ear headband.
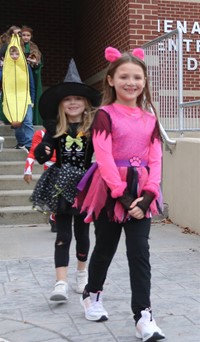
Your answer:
[105,46,144,62]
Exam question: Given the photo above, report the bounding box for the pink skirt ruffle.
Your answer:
[75,166,162,223]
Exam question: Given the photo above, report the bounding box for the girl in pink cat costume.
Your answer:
[76,47,165,342]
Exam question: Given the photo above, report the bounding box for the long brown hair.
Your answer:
[7,25,21,36]
[54,98,94,138]
[102,52,158,118]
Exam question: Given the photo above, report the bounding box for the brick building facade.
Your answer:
[1,0,200,100]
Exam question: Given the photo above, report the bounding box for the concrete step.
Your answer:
[0,124,15,136]
[0,174,40,190]
[0,206,49,225]
[0,190,33,206]
[0,148,30,161]
[0,161,43,175]
[0,124,43,136]
[0,125,46,226]
[3,136,17,148]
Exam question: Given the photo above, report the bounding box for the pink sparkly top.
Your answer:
[93,103,162,199]
[75,103,162,223]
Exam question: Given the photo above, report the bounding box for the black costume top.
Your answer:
[31,122,93,215]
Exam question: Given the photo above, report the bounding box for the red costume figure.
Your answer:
[24,129,57,232]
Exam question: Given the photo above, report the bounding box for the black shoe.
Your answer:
[14,144,29,153]
[49,218,57,232]
[14,144,25,149]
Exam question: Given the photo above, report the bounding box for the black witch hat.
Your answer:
[39,59,101,120]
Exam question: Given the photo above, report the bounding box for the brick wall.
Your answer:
[129,0,158,47]
[74,0,159,79]
[74,0,200,101]
[73,0,130,81]
[0,0,199,100]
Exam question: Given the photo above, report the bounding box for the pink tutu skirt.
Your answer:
[75,163,162,223]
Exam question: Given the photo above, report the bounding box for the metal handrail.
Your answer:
[180,100,200,108]
[159,122,176,145]
[150,105,177,148]
[159,122,176,154]
[0,136,4,152]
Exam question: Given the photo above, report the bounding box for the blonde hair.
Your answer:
[54,98,94,138]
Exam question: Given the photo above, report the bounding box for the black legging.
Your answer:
[54,213,90,268]
[87,209,151,322]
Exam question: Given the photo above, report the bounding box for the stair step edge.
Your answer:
[0,190,33,195]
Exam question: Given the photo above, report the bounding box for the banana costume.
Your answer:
[2,34,31,126]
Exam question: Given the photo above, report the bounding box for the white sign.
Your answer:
[157,20,200,70]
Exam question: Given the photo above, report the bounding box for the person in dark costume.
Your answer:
[21,26,43,125]
[31,59,100,301]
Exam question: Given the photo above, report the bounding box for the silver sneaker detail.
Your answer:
[75,269,88,294]
[136,309,165,342]
[50,280,68,301]
[81,291,108,322]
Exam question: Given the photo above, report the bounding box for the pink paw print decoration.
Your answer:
[129,156,142,167]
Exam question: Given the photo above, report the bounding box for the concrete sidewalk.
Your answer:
[0,220,199,341]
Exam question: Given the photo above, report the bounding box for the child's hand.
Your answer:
[27,55,38,67]
[27,55,37,63]
[24,174,32,184]
[45,145,51,155]
[128,197,145,220]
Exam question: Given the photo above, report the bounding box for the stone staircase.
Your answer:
[0,124,168,226]
[0,124,49,225]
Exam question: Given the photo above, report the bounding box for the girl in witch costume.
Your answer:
[30,59,100,301]
[76,48,165,341]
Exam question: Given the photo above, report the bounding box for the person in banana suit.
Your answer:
[2,34,34,151]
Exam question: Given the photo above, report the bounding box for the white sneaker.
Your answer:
[81,290,108,322]
[136,309,165,342]
[50,280,68,301]
[75,269,88,294]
